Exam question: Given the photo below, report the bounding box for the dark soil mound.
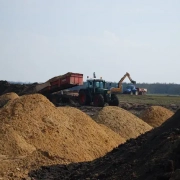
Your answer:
[0,80,32,96]
[0,81,10,94]
[29,109,180,180]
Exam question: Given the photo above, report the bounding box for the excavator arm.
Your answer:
[109,72,136,94]
[126,73,136,84]
[118,72,136,88]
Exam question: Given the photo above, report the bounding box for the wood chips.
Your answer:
[0,94,124,179]
[94,106,153,140]
[0,92,19,108]
[140,106,174,127]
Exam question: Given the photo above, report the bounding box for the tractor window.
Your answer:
[88,81,93,88]
[95,81,104,88]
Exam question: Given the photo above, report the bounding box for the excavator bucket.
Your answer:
[131,80,136,84]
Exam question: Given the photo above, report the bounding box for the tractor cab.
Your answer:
[86,77,109,96]
[87,79,105,89]
[87,78,106,90]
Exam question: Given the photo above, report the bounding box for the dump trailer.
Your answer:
[33,72,83,104]
[37,72,83,95]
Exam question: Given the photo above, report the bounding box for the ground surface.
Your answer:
[29,109,180,180]
[77,94,180,119]
[118,94,180,106]
[1,83,180,180]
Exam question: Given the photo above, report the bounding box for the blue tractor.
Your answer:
[123,84,138,95]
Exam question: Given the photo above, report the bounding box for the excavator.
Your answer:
[110,72,136,94]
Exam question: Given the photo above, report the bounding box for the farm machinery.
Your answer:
[123,84,147,95]
[30,72,119,107]
[78,73,119,107]
[110,72,147,95]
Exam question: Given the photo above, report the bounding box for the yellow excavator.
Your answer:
[110,72,136,93]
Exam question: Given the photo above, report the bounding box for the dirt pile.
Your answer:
[94,106,152,140]
[0,80,31,96]
[0,92,19,108]
[0,94,124,179]
[98,124,126,144]
[59,106,125,145]
[29,109,180,180]
[140,106,174,127]
[0,80,9,94]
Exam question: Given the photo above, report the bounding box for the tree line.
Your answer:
[70,82,180,95]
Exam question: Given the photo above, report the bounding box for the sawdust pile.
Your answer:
[30,109,180,180]
[140,106,174,127]
[94,106,153,140]
[98,124,126,144]
[0,94,124,179]
[0,92,19,108]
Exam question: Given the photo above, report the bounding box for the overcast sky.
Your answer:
[0,0,180,83]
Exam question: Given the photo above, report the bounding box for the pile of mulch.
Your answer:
[93,106,152,140]
[0,92,19,108]
[29,108,180,180]
[140,106,174,127]
[0,94,124,179]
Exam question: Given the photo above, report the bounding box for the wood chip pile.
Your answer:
[0,94,124,179]
[94,106,153,140]
[0,92,19,108]
[140,105,174,127]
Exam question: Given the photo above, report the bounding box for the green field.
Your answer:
[117,94,180,105]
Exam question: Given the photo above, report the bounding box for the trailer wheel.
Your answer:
[109,94,119,106]
[93,94,104,107]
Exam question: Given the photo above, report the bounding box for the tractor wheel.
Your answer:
[78,90,87,105]
[109,94,119,106]
[85,95,91,106]
[93,94,104,107]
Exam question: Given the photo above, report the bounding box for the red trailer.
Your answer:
[136,88,147,95]
[37,72,83,94]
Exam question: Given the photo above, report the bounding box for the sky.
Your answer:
[0,0,180,83]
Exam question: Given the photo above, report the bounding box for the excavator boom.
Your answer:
[110,72,147,95]
[127,73,136,84]
[118,72,136,88]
